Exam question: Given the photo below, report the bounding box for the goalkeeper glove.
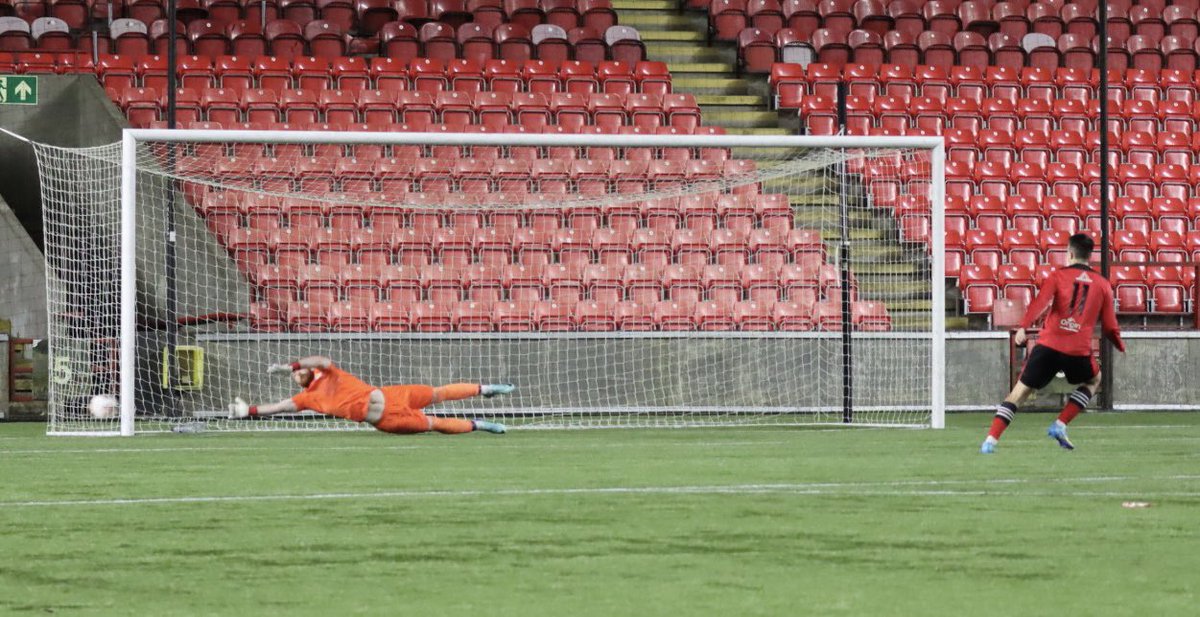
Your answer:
[267,362,295,375]
[228,397,251,419]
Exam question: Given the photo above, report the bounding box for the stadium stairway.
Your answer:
[613,0,793,135]
[614,0,957,330]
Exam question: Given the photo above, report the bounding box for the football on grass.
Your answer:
[88,394,118,419]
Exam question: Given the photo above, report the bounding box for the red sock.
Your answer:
[989,402,1017,440]
[988,417,1008,440]
[1057,387,1091,425]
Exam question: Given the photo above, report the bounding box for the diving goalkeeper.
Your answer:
[227,356,512,435]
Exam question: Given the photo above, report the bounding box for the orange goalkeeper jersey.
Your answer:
[290,364,374,422]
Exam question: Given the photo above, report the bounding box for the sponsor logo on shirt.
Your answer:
[1076,272,1091,283]
[1059,316,1082,333]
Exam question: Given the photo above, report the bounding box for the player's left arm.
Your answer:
[266,355,334,374]
[1100,285,1126,353]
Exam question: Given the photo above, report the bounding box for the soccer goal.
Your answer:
[30,130,944,435]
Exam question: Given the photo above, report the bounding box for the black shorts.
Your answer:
[1019,344,1098,390]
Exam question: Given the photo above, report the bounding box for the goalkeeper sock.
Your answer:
[988,402,1017,440]
[1057,387,1092,426]
[433,384,481,403]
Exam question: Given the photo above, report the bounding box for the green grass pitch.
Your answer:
[1,412,1197,616]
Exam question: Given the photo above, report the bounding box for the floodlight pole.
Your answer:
[1098,0,1114,410]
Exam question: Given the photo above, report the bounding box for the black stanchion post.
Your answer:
[836,81,853,423]
[1099,0,1114,410]
[165,3,180,395]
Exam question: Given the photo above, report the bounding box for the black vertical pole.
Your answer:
[165,3,180,394]
[1098,0,1114,410]
[167,6,177,129]
[836,80,853,424]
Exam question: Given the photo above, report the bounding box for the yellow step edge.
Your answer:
[612,0,677,9]
[720,127,796,135]
[646,42,727,51]
[639,31,706,41]
[673,77,747,87]
[667,62,734,72]
[699,111,780,122]
[695,94,767,105]
[619,15,699,24]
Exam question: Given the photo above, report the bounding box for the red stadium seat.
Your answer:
[188,20,230,60]
[265,20,305,61]
[852,301,891,331]
[1146,265,1188,313]
[884,30,920,67]
[692,300,736,331]
[1111,265,1148,313]
[731,300,772,330]
[959,263,998,313]
[579,0,618,32]
[379,21,420,63]
[534,300,574,331]
[495,23,534,62]
[358,0,399,35]
[992,297,1026,329]
[739,28,778,74]
[574,300,617,331]
[250,55,291,90]
[997,264,1035,306]
[228,20,268,58]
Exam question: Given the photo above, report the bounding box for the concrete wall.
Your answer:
[114,332,1188,427]
[101,332,1184,426]
[0,75,125,338]
[0,74,127,248]
[0,195,47,338]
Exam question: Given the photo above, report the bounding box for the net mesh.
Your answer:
[32,132,940,433]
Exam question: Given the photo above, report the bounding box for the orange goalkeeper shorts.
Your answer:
[371,385,435,434]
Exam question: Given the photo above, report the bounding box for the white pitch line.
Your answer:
[0,439,806,456]
[1075,425,1199,430]
[3,475,1199,509]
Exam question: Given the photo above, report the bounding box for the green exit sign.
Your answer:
[0,75,38,105]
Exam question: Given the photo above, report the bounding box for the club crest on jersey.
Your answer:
[1059,316,1082,332]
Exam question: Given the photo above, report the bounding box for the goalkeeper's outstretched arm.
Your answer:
[266,355,333,374]
[228,397,296,418]
[229,358,330,418]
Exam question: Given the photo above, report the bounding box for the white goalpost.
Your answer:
[31,129,945,435]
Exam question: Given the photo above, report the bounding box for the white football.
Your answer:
[88,394,119,420]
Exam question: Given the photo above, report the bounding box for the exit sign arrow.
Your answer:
[0,75,38,106]
[14,80,32,101]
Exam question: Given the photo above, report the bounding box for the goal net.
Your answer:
[31,130,944,435]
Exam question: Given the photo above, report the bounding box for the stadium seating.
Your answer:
[102,30,880,334]
[737,0,1200,74]
[180,166,891,331]
[19,0,1195,328]
[768,53,1200,318]
[0,0,644,61]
